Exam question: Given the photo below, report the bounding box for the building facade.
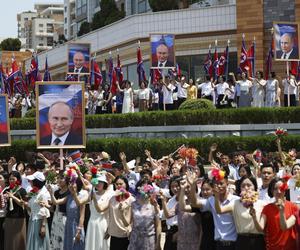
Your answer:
[17,3,64,51]
[25,0,300,86]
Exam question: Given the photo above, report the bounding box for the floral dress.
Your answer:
[127,201,156,250]
[176,203,202,250]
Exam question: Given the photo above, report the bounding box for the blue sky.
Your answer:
[1,0,63,38]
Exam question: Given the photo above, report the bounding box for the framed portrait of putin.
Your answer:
[150,33,176,69]
[36,82,86,149]
[0,94,11,146]
[68,43,91,74]
[273,22,300,61]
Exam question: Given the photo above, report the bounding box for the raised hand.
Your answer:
[145,149,151,158]
[186,171,197,186]
[119,152,126,161]
[210,143,218,152]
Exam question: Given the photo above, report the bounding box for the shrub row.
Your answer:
[1,135,300,161]
[10,107,300,130]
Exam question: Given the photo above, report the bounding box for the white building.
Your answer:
[17,11,38,49]
[17,3,64,51]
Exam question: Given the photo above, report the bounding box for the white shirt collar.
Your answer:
[74,67,82,73]
[51,131,70,145]
[282,48,293,59]
[158,61,166,67]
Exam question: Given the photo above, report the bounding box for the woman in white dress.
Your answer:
[250,71,266,107]
[85,174,114,250]
[265,72,279,107]
[116,81,134,113]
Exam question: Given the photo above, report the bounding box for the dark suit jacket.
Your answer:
[153,60,174,68]
[68,66,89,74]
[40,132,83,146]
[276,47,299,59]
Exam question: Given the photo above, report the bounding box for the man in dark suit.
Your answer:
[276,33,299,60]
[68,51,89,74]
[154,43,174,68]
[40,101,83,146]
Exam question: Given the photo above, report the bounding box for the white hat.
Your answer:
[26,171,45,182]
[97,174,107,184]
[127,160,136,170]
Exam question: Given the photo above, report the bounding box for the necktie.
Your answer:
[75,68,79,74]
[283,54,287,59]
[53,137,61,145]
[159,63,163,67]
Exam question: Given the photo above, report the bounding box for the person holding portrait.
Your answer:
[40,101,82,146]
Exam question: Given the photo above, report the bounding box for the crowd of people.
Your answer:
[83,71,300,115]
[6,70,300,118]
[0,137,299,250]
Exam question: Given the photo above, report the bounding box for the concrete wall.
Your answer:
[10,123,300,141]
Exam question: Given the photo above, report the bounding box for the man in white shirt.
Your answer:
[258,164,275,203]
[176,76,188,107]
[162,76,175,110]
[198,75,214,101]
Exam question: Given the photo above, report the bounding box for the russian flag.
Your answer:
[38,84,83,139]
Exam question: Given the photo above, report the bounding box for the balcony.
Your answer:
[36,45,53,50]
[35,31,54,37]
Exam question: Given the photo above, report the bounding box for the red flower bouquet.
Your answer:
[115,187,130,202]
[274,127,288,138]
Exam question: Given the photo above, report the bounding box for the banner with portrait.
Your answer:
[0,94,11,146]
[150,33,175,69]
[68,43,91,74]
[274,22,300,61]
[36,82,86,149]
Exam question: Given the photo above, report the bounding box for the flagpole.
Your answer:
[287,61,290,107]
[226,40,230,81]
[60,148,64,170]
[253,37,256,77]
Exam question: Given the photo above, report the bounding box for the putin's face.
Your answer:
[156,44,169,63]
[48,103,74,137]
[73,52,85,69]
[280,34,293,54]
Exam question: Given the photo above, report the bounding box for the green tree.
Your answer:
[149,0,179,12]
[78,21,91,36]
[0,38,21,51]
[91,0,125,30]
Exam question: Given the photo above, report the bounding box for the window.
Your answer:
[138,0,147,13]
[39,24,43,27]
[65,17,67,23]
[131,0,136,14]
[64,6,67,12]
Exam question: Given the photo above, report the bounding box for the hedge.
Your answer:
[1,135,300,161]
[179,99,215,110]
[9,107,300,130]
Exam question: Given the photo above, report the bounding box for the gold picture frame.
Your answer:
[67,42,91,75]
[273,21,300,61]
[36,81,86,149]
[0,94,11,147]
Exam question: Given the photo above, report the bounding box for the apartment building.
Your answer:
[17,3,64,51]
